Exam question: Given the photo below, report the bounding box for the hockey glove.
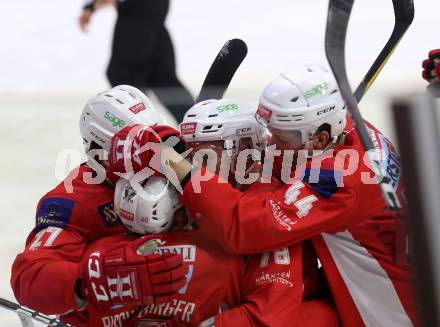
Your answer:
[78,236,188,310]
[107,125,185,182]
[422,49,440,83]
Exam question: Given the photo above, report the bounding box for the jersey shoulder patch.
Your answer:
[97,202,121,228]
[35,197,75,232]
[302,168,341,199]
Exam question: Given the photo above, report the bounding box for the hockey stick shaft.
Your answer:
[0,297,72,327]
[325,0,401,210]
[196,38,248,103]
[354,0,414,102]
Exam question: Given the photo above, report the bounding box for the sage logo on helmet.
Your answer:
[304,82,329,99]
[79,85,163,160]
[180,99,266,155]
[258,63,346,145]
[104,111,125,127]
[217,103,239,113]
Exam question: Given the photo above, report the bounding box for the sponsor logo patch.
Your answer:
[97,202,121,227]
[180,122,197,135]
[35,197,75,232]
[270,199,297,231]
[378,133,401,190]
[119,208,134,221]
[104,111,125,127]
[153,244,196,262]
[256,104,272,122]
[304,82,328,98]
[256,270,293,287]
[123,185,137,202]
[216,103,238,113]
[129,103,146,114]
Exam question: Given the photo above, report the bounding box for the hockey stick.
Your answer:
[196,38,248,103]
[0,297,72,327]
[325,0,401,210]
[354,0,414,102]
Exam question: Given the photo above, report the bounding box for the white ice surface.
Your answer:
[1,0,439,325]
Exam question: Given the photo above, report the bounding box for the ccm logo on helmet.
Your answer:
[128,103,146,114]
[236,127,252,135]
[256,104,273,122]
[104,112,125,128]
[316,105,335,116]
[180,122,197,135]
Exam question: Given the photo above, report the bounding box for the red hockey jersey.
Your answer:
[181,119,419,327]
[11,164,125,314]
[84,230,311,327]
[10,164,332,327]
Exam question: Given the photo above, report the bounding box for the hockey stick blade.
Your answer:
[0,297,72,327]
[196,38,248,103]
[354,0,414,102]
[325,0,401,210]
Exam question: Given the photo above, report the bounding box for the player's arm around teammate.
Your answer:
[107,97,340,326]
[106,66,418,326]
[10,86,187,323]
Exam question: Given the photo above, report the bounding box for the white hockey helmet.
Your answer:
[179,98,266,154]
[257,63,346,144]
[114,175,182,234]
[79,85,163,157]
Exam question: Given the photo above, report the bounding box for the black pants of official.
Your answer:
[106,0,194,123]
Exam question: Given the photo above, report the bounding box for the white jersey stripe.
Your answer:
[322,231,413,327]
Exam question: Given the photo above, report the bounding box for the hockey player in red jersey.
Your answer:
[10,86,188,325]
[88,111,339,326]
[182,65,419,327]
[107,65,420,327]
[83,174,319,326]
[105,97,340,326]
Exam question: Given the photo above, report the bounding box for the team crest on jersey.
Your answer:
[97,202,121,227]
[35,198,75,232]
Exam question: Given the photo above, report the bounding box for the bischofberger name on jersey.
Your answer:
[153,245,196,262]
[100,299,196,326]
